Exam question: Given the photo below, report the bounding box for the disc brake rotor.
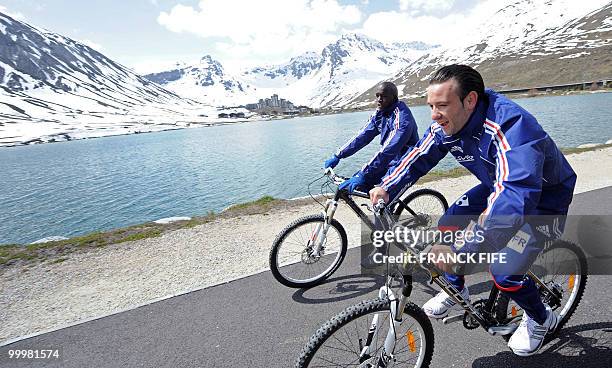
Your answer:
[301,247,321,264]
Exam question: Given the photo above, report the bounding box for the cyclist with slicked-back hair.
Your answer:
[370,65,576,356]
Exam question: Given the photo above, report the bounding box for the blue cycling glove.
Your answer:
[324,154,340,169]
[339,174,366,193]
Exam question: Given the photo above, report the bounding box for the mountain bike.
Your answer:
[269,167,448,288]
[295,200,588,367]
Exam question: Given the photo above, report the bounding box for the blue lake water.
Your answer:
[1,92,611,244]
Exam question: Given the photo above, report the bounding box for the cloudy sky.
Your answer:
[0,0,600,74]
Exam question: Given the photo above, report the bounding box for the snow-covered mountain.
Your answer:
[147,33,437,109]
[243,51,323,87]
[144,55,254,106]
[241,33,437,108]
[347,0,612,107]
[0,12,245,147]
[140,0,611,110]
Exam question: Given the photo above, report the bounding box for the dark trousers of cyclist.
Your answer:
[437,183,568,325]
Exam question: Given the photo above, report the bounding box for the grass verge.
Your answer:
[421,167,470,183]
[561,143,612,155]
[0,196,280,269]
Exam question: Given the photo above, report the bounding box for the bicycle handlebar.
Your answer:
[324,167,348,182]
[324,167,369,198]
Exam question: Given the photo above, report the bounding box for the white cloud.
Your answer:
[150,0,611,71]
[80,39,104,51]
[363,0,611,48]
[157,0,362,65]
[398,0,456,15]
[0,5,26,20]
[360,0,501,46]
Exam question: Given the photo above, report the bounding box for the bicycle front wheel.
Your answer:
[269,214,347,288]
[296,298,434,368]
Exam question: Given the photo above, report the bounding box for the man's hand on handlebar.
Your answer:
[324,154,340,169]
[369,187,389,206]
[338,174,365,193]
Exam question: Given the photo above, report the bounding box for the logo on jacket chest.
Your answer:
[455,154,474,162]
[450,145,463,153]
[449,144,474,162]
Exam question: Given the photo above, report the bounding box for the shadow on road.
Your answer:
[291,269,503,305]
[291,274,385,304]
[472,322,612,367]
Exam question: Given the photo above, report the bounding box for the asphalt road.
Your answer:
[1,187,611,368]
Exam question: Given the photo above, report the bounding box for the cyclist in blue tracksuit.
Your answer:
[323,82,419,192]
[369,65,576,356]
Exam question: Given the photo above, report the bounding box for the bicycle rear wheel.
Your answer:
[394,189,448,228]
[296,298,434,368]
[269,214,347,288]
[495,240,588,339]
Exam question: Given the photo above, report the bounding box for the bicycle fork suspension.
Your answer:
[310,199,339,255]
[358,287,406,367]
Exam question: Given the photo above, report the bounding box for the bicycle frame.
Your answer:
[426,265,557,335]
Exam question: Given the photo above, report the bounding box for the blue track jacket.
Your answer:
[380,89,577,253]
[336,100,419,185]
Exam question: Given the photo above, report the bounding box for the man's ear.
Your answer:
[464,91,478,110]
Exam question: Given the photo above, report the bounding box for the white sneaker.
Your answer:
[508,305,559,356]
[423,287,470,319]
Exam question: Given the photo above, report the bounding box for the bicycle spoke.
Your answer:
[319,341,357,355]
[310,353,357,367]
[341,325,358,354]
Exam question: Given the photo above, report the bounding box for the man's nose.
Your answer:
[431,108,441,120]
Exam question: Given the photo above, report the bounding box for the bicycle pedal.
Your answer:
[487,325,518,336]
[442,314,463,324]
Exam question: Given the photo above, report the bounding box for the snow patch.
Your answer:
[30,236,69,244]
[559,52,590,59]
[154,217,192,224]
[577,143,602,148]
